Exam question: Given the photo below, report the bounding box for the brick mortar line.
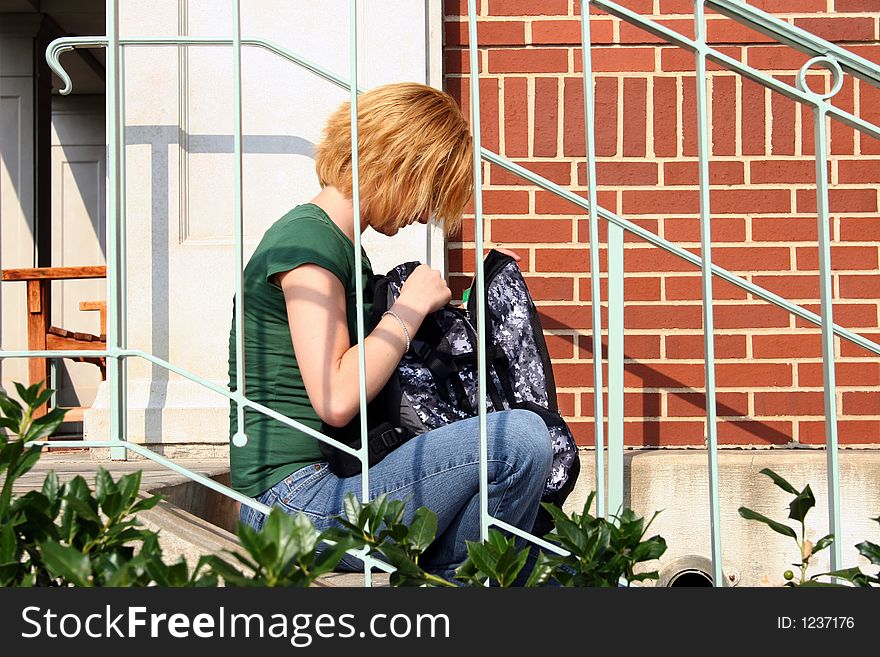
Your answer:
[557,384,874,390]
[557,69,565,159]
[479,155,880,161]
[544,331,878,340]
[477,182,880,187]
[562,414,880,419]
[854,77,863,157]
[442,13,880,21]
[529,298,880,305]
[453,240,880,248]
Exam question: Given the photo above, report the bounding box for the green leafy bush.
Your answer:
[738,468,834,586]
[822,517,880,587]
[455,529,547,587]
[739,468,880,587]
[205,508,358,587]
[325,491,667,587]
[536,493,667,587]
[322,493,454,587]
[0,383,216,586]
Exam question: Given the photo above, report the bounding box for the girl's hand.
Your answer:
[493,247,521,263]
[399,264,452,316]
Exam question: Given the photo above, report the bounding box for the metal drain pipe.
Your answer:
[659,556,739,587]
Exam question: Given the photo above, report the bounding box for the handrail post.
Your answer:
[106,0,127,460]
[230,0,248,451]
[694,0,723,586]
[581,0,608,518]
[348,0,373,588]
[797,57,844,575]
[466,0,490,545]
[607,225,624,518]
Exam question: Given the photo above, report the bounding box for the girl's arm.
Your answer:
[278,263,450,427]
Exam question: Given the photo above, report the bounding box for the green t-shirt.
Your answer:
[228,203,373,497]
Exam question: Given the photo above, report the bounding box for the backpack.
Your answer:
[320,250,580,532]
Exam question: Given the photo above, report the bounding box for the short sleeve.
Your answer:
[262,215,352,290]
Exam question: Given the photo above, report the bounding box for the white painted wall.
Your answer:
[567,450,880,587]
[86,0,442,450]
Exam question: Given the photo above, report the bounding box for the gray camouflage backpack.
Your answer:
[320,250,580,534]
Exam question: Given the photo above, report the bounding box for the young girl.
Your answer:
[229,82,552,581]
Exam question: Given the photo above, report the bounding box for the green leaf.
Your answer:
[41,471,59,502]
[500,545,530,587]
[0,389,23,425]
[548,516,589,554]
[813,534,834,554]
[813,566,863,581]
[22,408,68,443]
[759,468,799,495]
[524,552,555,587]
[203,555,258,587]
[13,381,37,406]
[312,537,358,577]
[797,580,847,587]
[0,523,17,564]
[8,445,43,482]
[286,512,319,562]
[371,495,392,527]
[117,471,143,507]
[320,525,365,550]
[738,507,797,539]
[492,537,519,572]
[855,539,880,566]
[129,494,162,514]
[406,508,437,554]
[383,499,406,528]
[95,468,115,505]
[60,495,101,524]
[788,485,816,524]
[486,529,510,554]
[101,491,123,520]
[462,541,496,579]
[343,493,362,526]
[541,501,573,527]
[40,539,92,586]
[236,521,267,563]
[32,388,55,411]
[632,536,667,563]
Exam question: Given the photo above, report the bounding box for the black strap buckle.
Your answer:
[370,426,408,454]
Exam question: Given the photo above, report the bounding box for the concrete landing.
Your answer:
[10,453,230,495]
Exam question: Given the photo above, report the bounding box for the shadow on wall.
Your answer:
[565,333,793,447]
[120,126,315,441]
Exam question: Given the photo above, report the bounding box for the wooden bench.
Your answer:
[1,266,107,419]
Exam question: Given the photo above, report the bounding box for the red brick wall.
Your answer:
[443,0,880,447]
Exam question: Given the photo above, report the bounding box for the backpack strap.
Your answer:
[487,344,519,408]
[412,339,476,416]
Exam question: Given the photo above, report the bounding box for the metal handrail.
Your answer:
[708,0,880,89]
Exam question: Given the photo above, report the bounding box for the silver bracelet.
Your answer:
[382,310,411,353]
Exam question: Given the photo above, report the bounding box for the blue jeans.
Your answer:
[239,408,553,582]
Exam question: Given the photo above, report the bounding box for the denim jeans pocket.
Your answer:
[278,462,331,507]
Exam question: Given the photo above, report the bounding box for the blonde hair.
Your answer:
[315,82,473,235]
